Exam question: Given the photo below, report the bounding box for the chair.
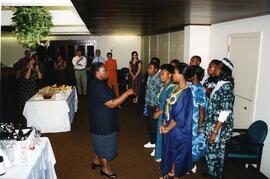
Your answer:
[225,120,268,170]
[117,67,130,92]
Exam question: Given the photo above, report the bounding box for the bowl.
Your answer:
[42,92,53,99]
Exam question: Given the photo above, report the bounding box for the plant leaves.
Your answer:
[12,6,53,49]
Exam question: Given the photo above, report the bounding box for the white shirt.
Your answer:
[72,56,87,70]
[92,56,105,64]
[211,80,232,123]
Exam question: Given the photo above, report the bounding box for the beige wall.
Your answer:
[1,35,141,69]
[150,35,158,58]
[170,31,184,61]
[141,31,184,68]
[158,33,169,64]
[141,36,150,73]
[1,36,28,67]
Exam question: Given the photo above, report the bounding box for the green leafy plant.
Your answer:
[11,6,53,50]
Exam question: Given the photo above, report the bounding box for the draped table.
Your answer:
[23,88,78,133]
[0,137,57,179]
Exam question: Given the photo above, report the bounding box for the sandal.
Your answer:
[159,173,174,179]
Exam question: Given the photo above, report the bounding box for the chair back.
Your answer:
[248,120,268,144]
[117,67,130,88]
[120,67,129,76]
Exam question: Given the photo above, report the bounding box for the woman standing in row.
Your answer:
[189,65,207,172]
[203,58,235,179]
[160,63,193,179]
[153,64,176,162]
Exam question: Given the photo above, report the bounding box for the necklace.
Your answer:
[164,83,188,121]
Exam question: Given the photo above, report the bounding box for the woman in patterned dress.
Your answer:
[153,64,176,162]
[189,65,207,172]
[203,58,235,179]
[160,63,193,179]
[18,55,42,116]
[128,51,142,103]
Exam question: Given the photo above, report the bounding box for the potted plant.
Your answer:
[11,6,53,50]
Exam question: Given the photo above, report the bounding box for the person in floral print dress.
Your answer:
[189,65,207,171]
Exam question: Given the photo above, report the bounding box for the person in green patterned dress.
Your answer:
[203,58,235,179]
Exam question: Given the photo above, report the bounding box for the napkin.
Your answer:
[55,93,64,100]
[0,148,12,168]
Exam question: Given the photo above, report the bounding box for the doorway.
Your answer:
[228,32,261,128]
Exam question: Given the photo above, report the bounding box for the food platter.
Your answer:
[39,85,72,99]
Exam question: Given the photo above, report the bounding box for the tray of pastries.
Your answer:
[39,85,73,99]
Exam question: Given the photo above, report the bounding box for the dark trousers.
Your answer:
[148,105,157,144]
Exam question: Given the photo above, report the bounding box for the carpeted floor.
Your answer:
[44,96,263,179]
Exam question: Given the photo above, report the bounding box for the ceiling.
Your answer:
[71,0,270,36]
[1,0,89,35]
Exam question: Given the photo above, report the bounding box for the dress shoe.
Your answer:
[144,142,155,148]
[91,163,102,170]
[100,169,117,178]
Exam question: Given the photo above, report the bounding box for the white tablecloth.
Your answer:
[0,137,57,179]
[23,88,78,133]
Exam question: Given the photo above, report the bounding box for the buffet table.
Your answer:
[0,137,57,179]
[23,87,78,133]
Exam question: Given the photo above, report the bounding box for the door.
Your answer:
[228,33,260,128]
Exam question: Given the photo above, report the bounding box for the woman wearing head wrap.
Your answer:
[203,59,221,99]
[203,58,235,179]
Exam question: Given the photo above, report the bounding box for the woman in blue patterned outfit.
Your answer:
[160,63,193,179]
[189,65,207,171]
[153,64,176,162]
[203,58,235,179]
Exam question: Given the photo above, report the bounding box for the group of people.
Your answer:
[88,52,235,179]
[72,49,142,101]
[14,48,235,179]
[13,48,142,124]
[14,50,70,121]
[143,56,235,179]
